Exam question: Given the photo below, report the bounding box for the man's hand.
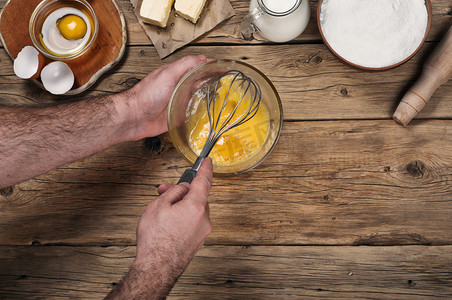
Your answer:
[106,158,213,299]
[125,55,208,141]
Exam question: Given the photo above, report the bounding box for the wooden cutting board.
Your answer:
[0,0,126,95]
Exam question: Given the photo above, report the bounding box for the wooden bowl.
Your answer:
[317,0,432,71]
[0,0,127,94]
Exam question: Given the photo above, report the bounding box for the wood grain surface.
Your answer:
[0,246,451,298]
[1,45,452,120]
[1,120,452,246]
[0,0,452,298]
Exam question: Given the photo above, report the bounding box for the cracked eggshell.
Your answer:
[14,46,45,79]
[41,61,75,95]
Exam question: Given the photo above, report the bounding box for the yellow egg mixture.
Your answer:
[186,75,270,166]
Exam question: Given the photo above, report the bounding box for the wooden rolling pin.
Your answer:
[393,25,452,126]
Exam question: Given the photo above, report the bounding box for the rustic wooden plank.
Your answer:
[0,245,451,298]
[172,245,452,298]
[1,0,450,48]
[1,120,451,246]
[0,246,130,298]
[1,43,451,120]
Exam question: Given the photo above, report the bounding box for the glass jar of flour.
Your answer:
[241,0,310,43]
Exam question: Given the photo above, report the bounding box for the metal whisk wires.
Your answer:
[204,70,261,157]
[178,70,262,184]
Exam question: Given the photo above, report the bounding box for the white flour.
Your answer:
[320,0,428,68]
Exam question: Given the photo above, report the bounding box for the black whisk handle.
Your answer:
[177,169,198,184]
[177,156,205,184]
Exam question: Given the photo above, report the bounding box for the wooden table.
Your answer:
[1,0,452,298]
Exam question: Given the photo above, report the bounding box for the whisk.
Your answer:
[178,70,262,184]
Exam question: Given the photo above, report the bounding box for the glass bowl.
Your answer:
[29,0,98,61]
[168,60,283,174]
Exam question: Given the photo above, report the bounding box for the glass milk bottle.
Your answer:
[241,0,310,43]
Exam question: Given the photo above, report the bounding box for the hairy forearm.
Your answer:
[106,258,184,300]
[106,154,213,299]
[0,92,134,188]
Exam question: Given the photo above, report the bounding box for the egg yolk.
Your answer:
[186,75,270,166]
[57,14,87,40]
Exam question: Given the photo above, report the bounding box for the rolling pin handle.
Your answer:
[393,25,452,126]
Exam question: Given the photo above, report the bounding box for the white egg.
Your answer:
[14,46,45,79]
[41,7,91,56]
[41,61,74,95]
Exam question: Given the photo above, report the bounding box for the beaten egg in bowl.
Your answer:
[168,60,283,174]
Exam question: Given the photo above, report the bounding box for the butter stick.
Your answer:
[140,0,174,28]
[174,0,207,24]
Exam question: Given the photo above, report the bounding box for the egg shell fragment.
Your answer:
[14,46,45,79]
[41,61,75,95]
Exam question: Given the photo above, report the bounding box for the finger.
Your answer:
[158,184,190,205]
[195,157,213,190]
[169,55,207,79]
[158,183,172,195]
[186,158,213,205]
